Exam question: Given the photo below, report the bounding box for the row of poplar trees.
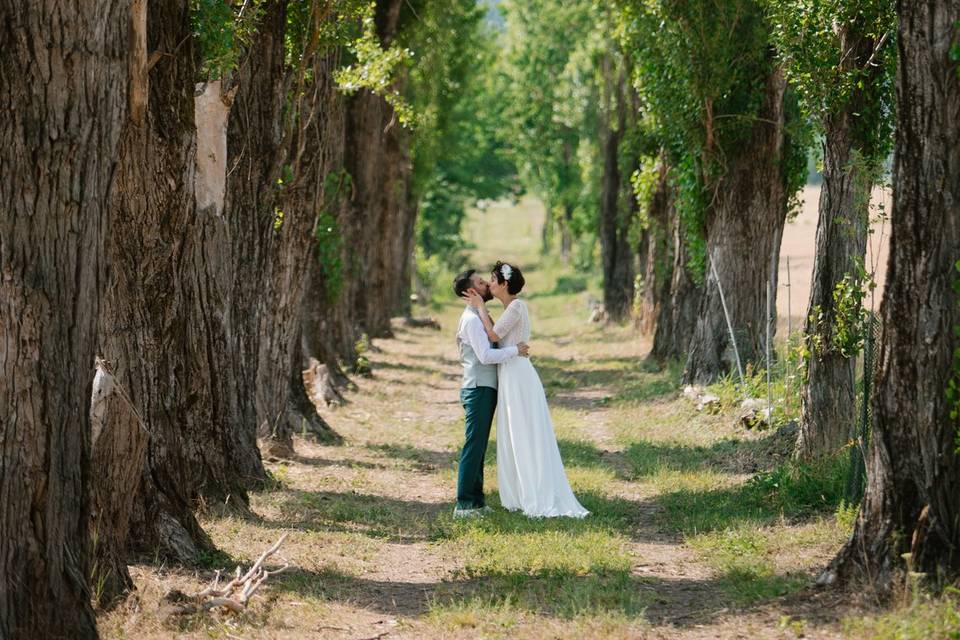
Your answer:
[0,0,493,637]
[500,0,960,595]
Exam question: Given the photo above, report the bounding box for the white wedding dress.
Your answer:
[494,299,589,518]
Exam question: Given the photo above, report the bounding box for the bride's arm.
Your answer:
[465,291,502,342]
[474,304,500,342]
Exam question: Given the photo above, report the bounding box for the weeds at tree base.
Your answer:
[842,586,960,639]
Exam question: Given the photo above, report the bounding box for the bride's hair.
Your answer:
[492,261,525,295]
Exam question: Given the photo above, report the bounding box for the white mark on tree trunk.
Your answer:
[129,0,147,125]
[90,358,115,447]
[194,80,237,217]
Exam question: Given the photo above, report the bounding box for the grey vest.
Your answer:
[459,310,498,389]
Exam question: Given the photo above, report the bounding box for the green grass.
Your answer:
[656,453,850,534]
[427,485,648,621]
[428,568,650,621]
[552,274,589,294]
[193,547,236,571]
[455,527,631,577]
[555,438,606,468]
[843,589,960,639]
[623,438,743,477]
[366,442,457,471]
[688,527,809,605]
[648,453,853,606]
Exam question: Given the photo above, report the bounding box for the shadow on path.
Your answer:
[265,563,828,631]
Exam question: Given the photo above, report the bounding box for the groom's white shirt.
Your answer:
[457,306,518,365]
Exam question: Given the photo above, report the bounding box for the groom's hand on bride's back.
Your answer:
[518,342,530,357]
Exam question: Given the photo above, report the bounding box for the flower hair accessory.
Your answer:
[501,264,513,281]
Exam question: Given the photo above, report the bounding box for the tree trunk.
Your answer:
[340,0,412,340]
[541,203,554,255]
[684,67,788,384]
[822,0,960,588]
[794,131,868,458]
[391,143,419,320]
[636,158,674,335]
[599,63,636,323]
[795,26,887,460]
[223,0,287,470]
[0,1,126,636]
[301,111,356,393]
[89,359,147,607]
[650,182,704,362]
[191,76,267,490]
[560,204,574,263]
[259,45,346,456]
[344,100,413,338]
[364,115,415,333]
[106,0,265,566]
[303,177,358,373]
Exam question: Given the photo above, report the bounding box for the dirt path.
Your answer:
[249,313,853,640]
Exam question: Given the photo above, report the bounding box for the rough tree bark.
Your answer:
[684,67,789,383]
[821,0,960,588]
[650,180,704,362]
[104,0,266,567]
[201,0,339,461]
[191,78,267,490]
[89,359,148,607]
[100,0,208,570]
[795,25,888,459]
[360,111,416,332]
[0,1,127,636]
[301,51,356,401]
[305,239,357,393]
[598,61,636,322]
[259,45,346,457]
[300,4,408,386]
[340,0,413,340]
[223,0,287,461]
[636,157,674,336]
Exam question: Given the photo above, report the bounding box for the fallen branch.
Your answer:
[162,533,291,617]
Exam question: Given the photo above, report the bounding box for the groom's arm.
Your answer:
[465,317,519,365]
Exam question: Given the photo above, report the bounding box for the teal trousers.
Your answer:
[457,386,497,509]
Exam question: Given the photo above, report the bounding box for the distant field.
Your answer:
[779,184,891,335]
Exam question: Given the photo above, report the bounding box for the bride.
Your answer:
[465,261,589,518]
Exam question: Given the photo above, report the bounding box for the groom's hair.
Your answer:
[453,269,477,298]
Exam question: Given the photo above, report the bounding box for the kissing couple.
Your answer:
[453,261,588,519]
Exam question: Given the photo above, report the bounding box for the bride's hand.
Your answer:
[463,289,485,309]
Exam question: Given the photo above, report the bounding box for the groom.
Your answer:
[452,269,529,518]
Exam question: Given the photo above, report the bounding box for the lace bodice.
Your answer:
[493,299,530,348]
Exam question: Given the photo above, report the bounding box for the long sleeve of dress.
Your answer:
[492,301,523,344]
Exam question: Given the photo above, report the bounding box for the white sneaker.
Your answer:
[453,507,483,519]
